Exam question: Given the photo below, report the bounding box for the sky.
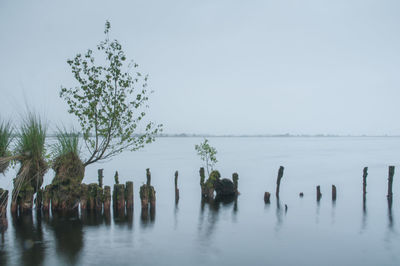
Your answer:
[0,0,399,135]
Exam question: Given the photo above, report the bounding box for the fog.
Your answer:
[0,0,399,135]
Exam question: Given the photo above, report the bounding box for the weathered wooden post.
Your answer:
[98,169,104,188]
[362,167,368,196]
[174,171,179,203]
[146,168,151,186]
[0,189,8,217]
[316,185,322,201]
[264,192,271,204]
[299,192,304,197]
[103,186,111,212]
[140,185,149,212]
[80,184,88,211]
[113,183,126,213]
[114,171,119,184]
[387,166,395,199]
[275,166,284,198]
[332,185,337,201]
[200,167,206,197]
[232,172,239,194]
[125,181,134,210]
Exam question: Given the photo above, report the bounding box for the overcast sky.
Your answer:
[0,0,399,135]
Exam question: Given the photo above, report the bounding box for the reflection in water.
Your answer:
[12,212,45,266]
[275,199,283,232]
[140,207,155,229]
[114,209,134,229]
[361,196,367,232]
[198,197,237,244]
[47,211,83,266]
[0,216,7,266]
[387,197,393,229]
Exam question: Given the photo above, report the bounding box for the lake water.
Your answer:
[0,137,400,266]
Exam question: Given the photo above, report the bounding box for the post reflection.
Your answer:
[387,197,393,229]
[140,206,155,228]
[12,211,45,266]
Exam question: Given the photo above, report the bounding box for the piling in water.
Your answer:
[232,173,239,194]
[299,192,304,197]
[80,184,88,211]
[140,169,156,214]
[113,183,126,213]
[387,166,395,199]
[332,185,337,201]
[88,183,103,212]
[275,166,284,199]
[42,185,51,214]
[98,169,104,188]
[103,186,111,212]
[125,181,134,210]
[363,167,368,196]
[0,189,8,217]
[316,185,322,201]
[264,192,271,204]
[174,171,179,203]
[146,168,151,186]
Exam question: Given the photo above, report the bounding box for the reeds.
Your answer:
[0,120,13,174]
[52,129,80,160]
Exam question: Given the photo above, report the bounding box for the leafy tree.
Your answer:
[60,21,162,166]
[195,138,217,176]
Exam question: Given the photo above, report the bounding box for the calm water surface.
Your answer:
[0,137,400,266]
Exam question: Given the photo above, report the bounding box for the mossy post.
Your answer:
[140,169,156,215]
[175,171,179,203]
[200,167,206,197]
[387,166,395,199]
[113,183,125,213]
[362,167,368,196]
[275,166,284,199]
[332,185,337,201]
[264,192,271,204]
[0,189,8,217]
[80,184,88,211]
[125,181,134,210]
[140,185,149,211]
[103,186,111,212]
[316,185,322,201]
[98,169,104,188]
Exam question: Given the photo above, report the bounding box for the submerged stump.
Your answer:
[275,166,284,199]
[332,185,337,201]
[264,192,271,204]
[316,185,322,201]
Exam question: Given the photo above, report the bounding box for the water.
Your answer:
[0,137,400,266]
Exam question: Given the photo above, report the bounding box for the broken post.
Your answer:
[174,171,179,203]
[362,167,368,196]
[125,181,134,210]
[316,185,322,201]
[140,169,156,214]
[387,166,395,199]
[264,192,271,204]
[113,183,126,213]
[275,166,284,198]
[98,169,104,188]
[146,168,151,186]
[332,185,337,201]
[299,192,304,197]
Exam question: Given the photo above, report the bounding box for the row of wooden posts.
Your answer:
[0,165,397,219]
[264,165,396,204]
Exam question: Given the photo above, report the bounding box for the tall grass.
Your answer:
[53,128,80,159]
[15,113,47,162]
[0,120,13,157]
[0,120,13,174]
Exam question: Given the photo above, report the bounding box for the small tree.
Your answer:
[195,139,217,176]
[60,21,162,166]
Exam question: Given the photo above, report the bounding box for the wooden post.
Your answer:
[125,181,134,210]
[387,166,395,199]
[140,185,149,211]
[80,184,88,211]
[103,186,111,213]
[113,184,126,212]
[232,173,239,194]
[146,168,151,186]
[174,171,179,203]
[362,167,368,196]
[299,192,304,197]
[200,167,206,198]
[316,185,322,201]
[264,192,271,204]
[0,189,8,217]
[332,185,337,201]
[98,169,104,188]
[275,166,284,199]
[114,171,119,185]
